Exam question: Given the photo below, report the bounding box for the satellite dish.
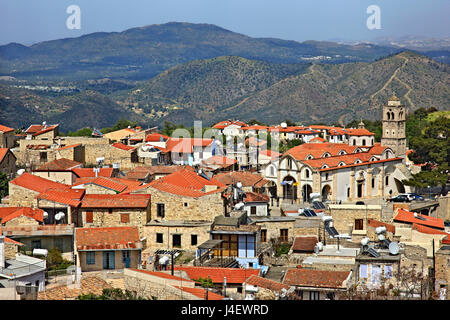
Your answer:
[16,169,25,176]
[378,234,385,241]
[236,182,243,189]
[235,202,244,210]
[43,211,49,219]
[361,237,370,246]
[281,122,287,128]
[389,242,399,255]
[376,226,386,234]
[314,245,320,254]
[96,157,105,163]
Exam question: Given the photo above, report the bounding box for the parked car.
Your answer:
[388,194,411,203]
[407,193,425,201]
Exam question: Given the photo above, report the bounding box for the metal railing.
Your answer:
[0,261,46,278]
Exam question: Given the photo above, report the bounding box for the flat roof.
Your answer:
[197,239,223,250]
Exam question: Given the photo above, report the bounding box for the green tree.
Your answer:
[404,115,449,193]
[0,172,9,200]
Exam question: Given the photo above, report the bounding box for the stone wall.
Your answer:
[6,183,39,207]
[81,207,150,238]
[77,249,140,272]
[4,215,40,228]
[142,223,211,262]
[32,171,76,185]
[4,242,18,260]
[327,204,382,235]
[435,249,450,299]
[123,268,201,300]
[134,187,225,222]
[255,220,296,244]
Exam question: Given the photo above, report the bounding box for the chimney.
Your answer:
[0,236,5,269]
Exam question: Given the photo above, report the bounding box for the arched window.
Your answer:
[391,112,395,120]
[270,166,275,176]
[362,139,366,146]
[305,169,310,178]
[387,112,391,120]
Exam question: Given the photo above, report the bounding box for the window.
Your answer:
[86,211,93,223]
[156,233,163,243]
[54,238,63,252]
[359,264,368,278]
[261,230,267,243]
[108,209,113,214]
[326,292,335,300]
[385,176,389,186]
[354,219,364,231]
[280,229,288,242]
[372,178,375,189]
[184,202,188,207]
[191,235,197,246]
[250,206,257,215]
[40,152,47,162]
[325,173,329,180]
[172,234,181,248]
[122,251,130,263]
[305,169,310,178]
[157,203,165,218]
[31,240,41,250]
[248,262,254,268]
[384,265,393,278]
[362,139,366,146]
[372,265,382,284]
[309,291,320,300]
[86,252,95,265]
[120,213,129,223]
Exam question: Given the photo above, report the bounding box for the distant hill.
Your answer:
[117,51,450,127]
[0,22,400,81]
[1,51,448,131]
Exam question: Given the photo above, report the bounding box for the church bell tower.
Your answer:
[381,94,407,159]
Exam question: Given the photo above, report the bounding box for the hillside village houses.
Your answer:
[0,95,448,300]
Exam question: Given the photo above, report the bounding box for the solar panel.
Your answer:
[309,210,317,217]
[312,202,321,209]
[383,239,392,248]
[303,210,312,217]
[416,215,427,221]
[325,226,339,237]
[367,247,381,258]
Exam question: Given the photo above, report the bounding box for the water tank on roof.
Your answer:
[159,256,169,265]
[376,226,386,234]
[16,169,25,176]
[280,122,287,128]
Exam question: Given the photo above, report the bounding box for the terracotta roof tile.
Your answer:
[10,172,70,193]
[0,148,13,163]
[282,269,351,289]
[214,171,268,187]
[35,158,82,171]
[57,143,82,151]
[291,236,318,252]
[81,194,150,208]
[175,266,259,284]
[0,124,14,133]
[0,207,44,224]
[173,285,224,300]
[38,276,112,300]
[245,275,290,292]
[75,226,141,251]
[111,142,136,151]
[37,189,85,207]
[2,224,73,237]
[129,269,194,283]
[72,168,114,178]
[394,208,444,230]
[243,192,269,203]
[368,219,395,234]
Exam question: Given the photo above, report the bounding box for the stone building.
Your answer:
[435,245,450,300]
[32,158,82,185]
[79,193,151,237]
[381,95,408,159]
[74,226,142,272]
[0,125,15,149]
[0,148,16,179]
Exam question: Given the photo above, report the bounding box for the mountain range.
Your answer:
[0,23,448,131]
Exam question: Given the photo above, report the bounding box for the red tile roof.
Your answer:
[2,224,73,237]
[10,172,70,193]
[285,142,359,161]
[162,138,213,153]
[213,120,247,129]
[214,171,269,187]
[143,167,226,198]
[259,149,281,159]
[37,189,85,207]
[319,157,403,172]
[345,128,375,136]
[412,223,449,236]
[0,207,44,224]
[72,177,142,193]
[57,143,82,151]
[173,286,225,300]
[310,137,326,143]
[244,192,269,203]
[245,275,290,292]
[35,158,82,171]
[282,269,351,289]
[145,133,170,142]
[0,148,14,163]
[202,156,237,166]
[4,237,24,246]
[291,236,318,252]
[31,125,59,137]
[111,142,136,151]
[75,226,141,251]
[368,219,396,234]
[72,168,114,178]
[0,125,14,133]
[175,266,259,284]
[80,194,150,208]
[128,269,195,283]
[394,208,444,230]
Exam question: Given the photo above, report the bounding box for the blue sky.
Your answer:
[0,0,449,45]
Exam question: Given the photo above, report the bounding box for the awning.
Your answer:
[197,239,223,250]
